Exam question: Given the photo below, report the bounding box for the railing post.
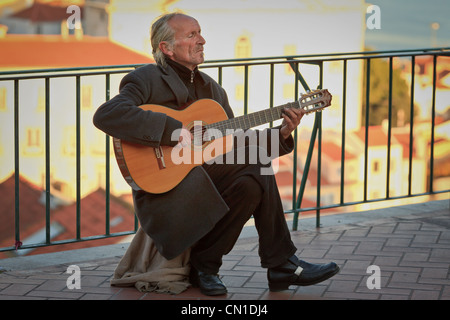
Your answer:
[408,56,415,196]
[364,58,371,202]
[105,73,111,236]
[288,58,323,230]
[316,62,324,228]
[340,60,347,205]
[429,54,437,193]
[287,59,314,231]
[76,75,81,240]
[386,57,393,199]
[45,77,51,244]
[292,61,299,220]
[14,79,21,249]
[244,65,249,115]
[269,63,274,127]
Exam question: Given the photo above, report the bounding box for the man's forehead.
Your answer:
[169,14,200,32]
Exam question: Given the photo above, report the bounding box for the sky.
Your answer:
[364,0,450,50]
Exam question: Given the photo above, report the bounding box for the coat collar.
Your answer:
[160,63,214,107]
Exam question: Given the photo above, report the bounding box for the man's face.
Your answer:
[165,15,206,70]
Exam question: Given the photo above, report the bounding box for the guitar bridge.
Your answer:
[154,146,166,169]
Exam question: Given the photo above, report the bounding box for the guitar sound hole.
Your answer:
[190,125,208,146]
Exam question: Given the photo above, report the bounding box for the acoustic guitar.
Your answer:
[113,89,332,194]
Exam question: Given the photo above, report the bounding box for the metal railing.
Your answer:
[1,47,449,254]
[201,47,450,229]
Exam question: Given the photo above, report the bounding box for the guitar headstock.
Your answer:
[299,89,332,114]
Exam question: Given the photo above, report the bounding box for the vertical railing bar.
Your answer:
[218,66,222,86]
[244,65,249,115]
[292,63,315,231]
[386,57,393,199]
[76,76,81,240]
[364,58,371,202]
[134,213,139,232]
[340,59,347,205]
[45,77,51,244]
[317,112,322,228]
[429,55,437,193]
[292,62,299,216]
[14,79,20,248]
[269,63,274,127]
[408,56,415,196]
[316,62,323,228]
[105,73,111,235]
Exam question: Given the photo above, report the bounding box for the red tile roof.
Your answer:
[0,34,153,68]
[0,173,45,248]
[32,187,136,255]
[0,173,136,258]
[316,141,356,161]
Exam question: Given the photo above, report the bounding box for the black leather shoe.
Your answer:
[268,255,340,291]
[190,267,227,296]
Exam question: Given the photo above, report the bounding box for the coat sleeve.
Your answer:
[93,66,182,147]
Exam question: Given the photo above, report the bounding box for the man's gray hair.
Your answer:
[150,13,181,67]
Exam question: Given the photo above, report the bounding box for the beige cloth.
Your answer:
[110,227,191,294]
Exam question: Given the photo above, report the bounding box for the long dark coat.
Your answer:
[93,63,294,260]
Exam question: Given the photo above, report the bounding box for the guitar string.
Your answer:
[190,93,328,142]
[190,102,290,143]
[190,102,326,141]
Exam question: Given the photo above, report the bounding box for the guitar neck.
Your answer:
[205,101,299,132]
[203,89,332,133]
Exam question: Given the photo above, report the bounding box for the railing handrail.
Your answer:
[204,47,450,64]
[1,47,449,78]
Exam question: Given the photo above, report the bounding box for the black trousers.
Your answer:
[190,156,297,274]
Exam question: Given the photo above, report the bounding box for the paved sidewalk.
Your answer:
[0,199,449,300]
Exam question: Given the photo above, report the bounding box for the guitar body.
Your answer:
[112,89,332,194]
[113,99,232,194]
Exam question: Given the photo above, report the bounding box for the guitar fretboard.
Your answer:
[205,101,299,133]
